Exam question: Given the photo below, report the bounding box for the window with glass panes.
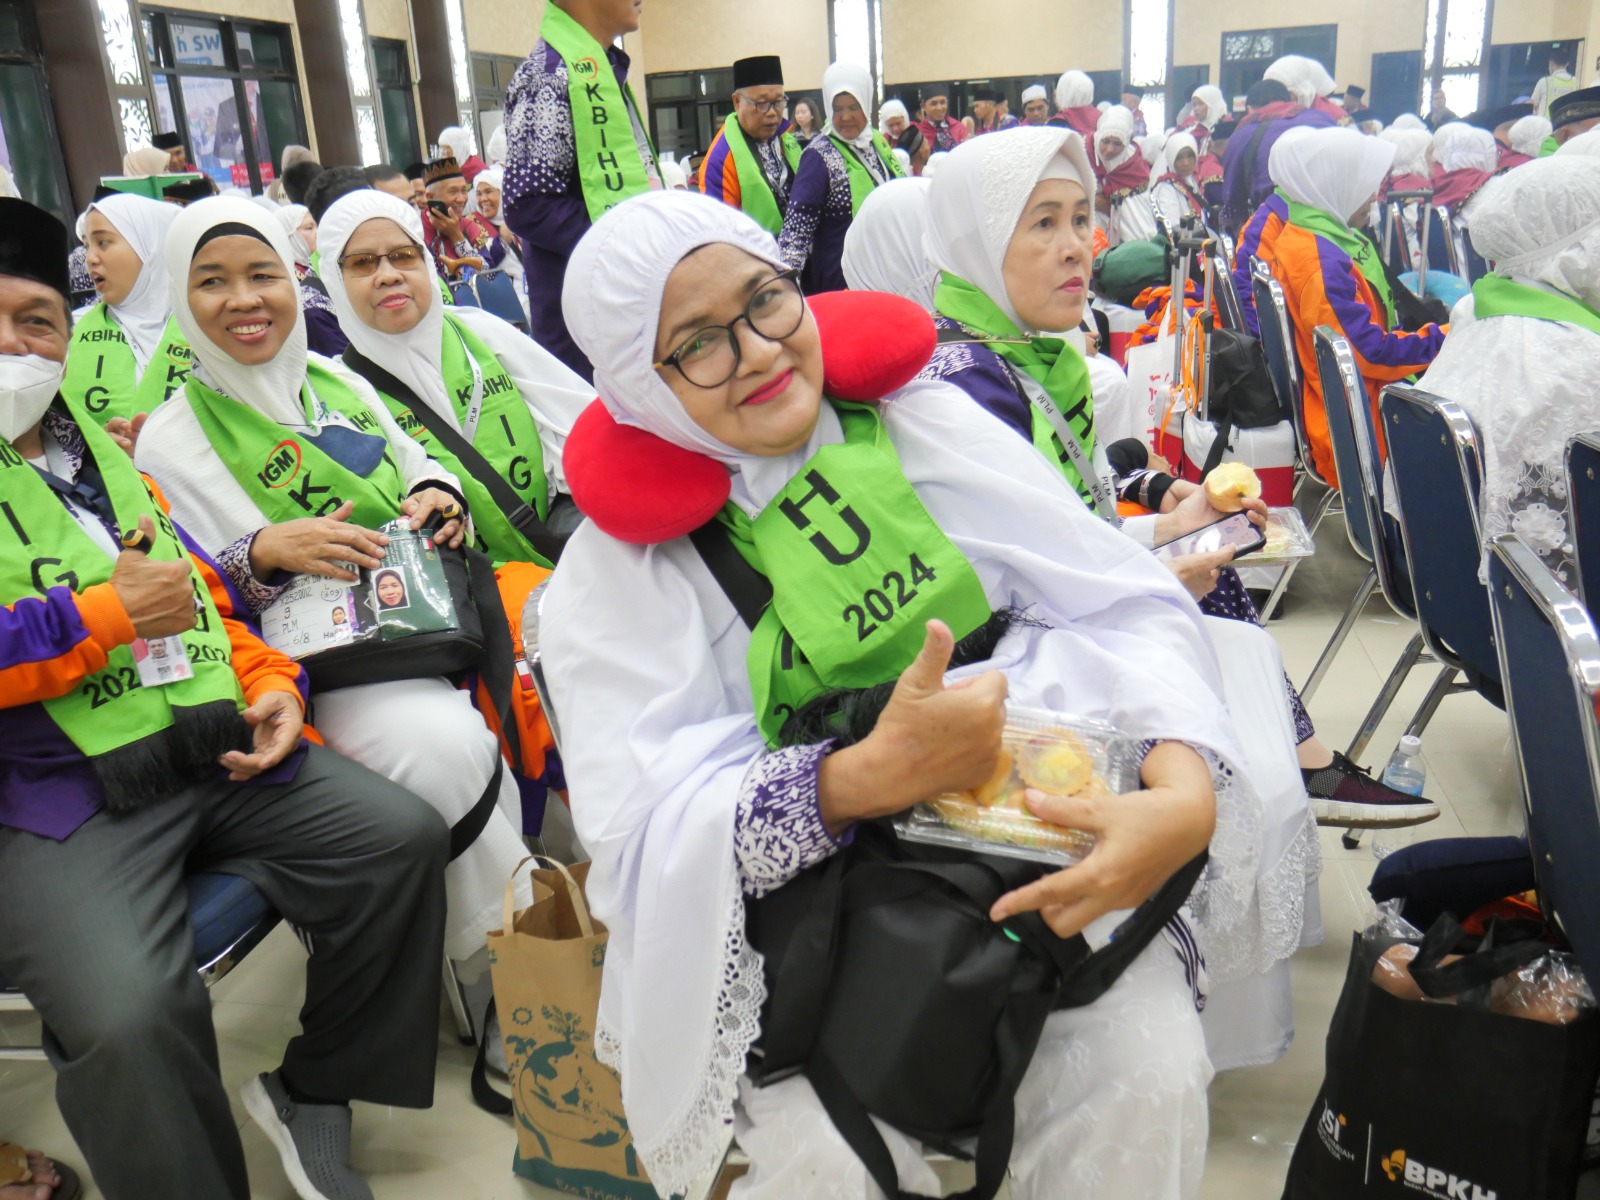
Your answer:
[645,68,733,165]
[1220,25,1337,111]
[470,53,522,162]
[0,0,71,221]
[373,38,420,170]
[141,8,306,193]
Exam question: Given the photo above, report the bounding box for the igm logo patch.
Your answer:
[572,56,599,81]
[258,440,302,488]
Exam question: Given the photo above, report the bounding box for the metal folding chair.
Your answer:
[1486,535,1600,985]
[1564,432,1600,613]
[1,873,280,1062]
[1210,251,1245,333]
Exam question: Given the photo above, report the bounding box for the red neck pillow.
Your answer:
[563,290,936,545]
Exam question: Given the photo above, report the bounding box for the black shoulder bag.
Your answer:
[343,345,567,565]
[689,523,1206,1200]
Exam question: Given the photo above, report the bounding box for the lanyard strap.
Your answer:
[451,321,486,443]
[1008,367,1119,525]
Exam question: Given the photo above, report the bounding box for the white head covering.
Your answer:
[274,203,313,267]
[1558,127,1600,159]
[1190,85,1227,126]
[1270,126,1394,225]
[841,177,938,312]
[437,124,475,159]
[1390,113,1428,132]
[1468,157,1600,308]
[1054,69,1093,110]
[252,194,284,214]
[1021,84,1048,108]
[564,190,822,513]
[1380,127,1434,177]
[891,147,913,174]
[657,159,688,190]
[1264,55,1336,108]
[471,166,506,223]
[85,193,181,368]
[822,61,876,151]
[879,98,910,132]
[121,146,170,178]
[922,150,950,178]
[1158,131,1200,180]
[486,124,507,166]
[1434,122,1498,173]
[315,189,450,421]
[1140,129,1167,166]
[1097,99,1112,113]
[1510,115,1554,158]
[926,126,1096,329]
[1095,105,1137,169]
[166,196,308,427]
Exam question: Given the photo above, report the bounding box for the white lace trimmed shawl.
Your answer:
[540,378,1279,1197]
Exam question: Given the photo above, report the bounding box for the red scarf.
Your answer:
[1195,151,1224,186]
[1052,106,1101,142]
[1431,167,1493,211]
[1098,152,1151,200]
[1158,174,1206,219]
[1380,172,1432,200]
[1497,144,1533,171]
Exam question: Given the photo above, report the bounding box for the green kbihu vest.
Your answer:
[1472,275,1600,337]
[0,399,243,804]
[541,3,657,224]
[61,305,194,426]
[827,131,908,216]
[718,401,992,746]
[370,313,551,567]
[720,114,803,235]
[933,272,1100,508]
[185,360,408,529]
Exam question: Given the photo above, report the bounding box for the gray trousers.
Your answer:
[0,744,449,1200]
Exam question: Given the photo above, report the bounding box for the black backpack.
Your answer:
[1198,325,1285,477]
[690,524,1207,1200]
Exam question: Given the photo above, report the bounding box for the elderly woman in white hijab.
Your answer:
[437,124,487,182]
[1264,54,1344,121]
[1092,104,1157,244]
[778,61,906,293]
[1149,131,1207,229]
[1432,122,1501,224]
[133,197,534,1010]
[1185,85,1228,137]
[543,186,1284,1198]
[878,98,911,141]
[1050,70,1099,141]
[1422,157,1600,586]
[469,165,529,317]
[63,193,188,429]
[916,127,1325,1069]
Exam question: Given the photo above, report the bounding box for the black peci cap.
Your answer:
[0,198,70,301]
[732,55,784,91]
[1552,85,1600,131]
[973,87,1004,104]
[152,131,184,152]
[162,177,217,205]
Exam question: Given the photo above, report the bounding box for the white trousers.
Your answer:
[312,676,530,961]
[730,940,1212,1200]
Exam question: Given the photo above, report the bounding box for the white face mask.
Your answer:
[0,354,66,444]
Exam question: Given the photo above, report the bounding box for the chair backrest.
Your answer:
[520,579,563,751]
[1313,327,1377,564]
[1210,252,1245,332]
[1486,534,1600,984]
[462,268,529,332]
[1251,256,1322,485]
[1380,385,1500,690]
[1565,432,1600,612]
[1381,199,1416,274]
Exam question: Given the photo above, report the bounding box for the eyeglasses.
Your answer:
[655,272,806,388]
[339,245,426,278]
[737,93,788,115]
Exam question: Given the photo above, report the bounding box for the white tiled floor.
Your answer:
[0,499,1533,1199]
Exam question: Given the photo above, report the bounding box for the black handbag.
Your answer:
[1197,327,1284,478]
[1284,916,1600,1200]
[690,523,1207,1200]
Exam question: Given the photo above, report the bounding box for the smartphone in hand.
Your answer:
[1152,511,1267,562]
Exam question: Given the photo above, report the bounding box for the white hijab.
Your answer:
[1264,55,1335,109]
[486,124,507,166]
[926,126,1096,330]
[841,176,939,312]
[1095,104,1138,170]
[1510,115,1553,158]
[472,166,506,224]
[564,190,829,515]
[437,124,474,159]
[821,61,876,151]
[657,159,689,190]
[1434,122,1497,173]
[274,203,313,267]
[87,193,180,369]
[1054,69,1094,110]
[1190,84,1227,127]
[1468,157,1600,308]
[1390,113,1428,132]
[165,196,309,427]
[1558,127,1600,159]
[1270,126,1394,225]
[316,189,453,422]
[1380,127,1434,177]
[878,98,910,135]
[1158,131,1200,181]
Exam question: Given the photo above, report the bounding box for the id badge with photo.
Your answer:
[130,635,195,687]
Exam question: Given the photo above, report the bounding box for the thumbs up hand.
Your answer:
[817,620,1008,835]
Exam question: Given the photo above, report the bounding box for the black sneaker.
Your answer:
[1303,752,1440,829]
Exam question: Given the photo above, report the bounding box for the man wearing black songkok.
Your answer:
[698,55,803,236]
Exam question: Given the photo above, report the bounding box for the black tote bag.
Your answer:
[1283,921,1600,1200]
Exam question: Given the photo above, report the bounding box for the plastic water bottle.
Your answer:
[1373,735,1426,859]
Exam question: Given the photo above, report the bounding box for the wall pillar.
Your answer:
[35,0,122,213]
[292,0,362,164]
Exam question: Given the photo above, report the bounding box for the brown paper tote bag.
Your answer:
[487,856,660,1200]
